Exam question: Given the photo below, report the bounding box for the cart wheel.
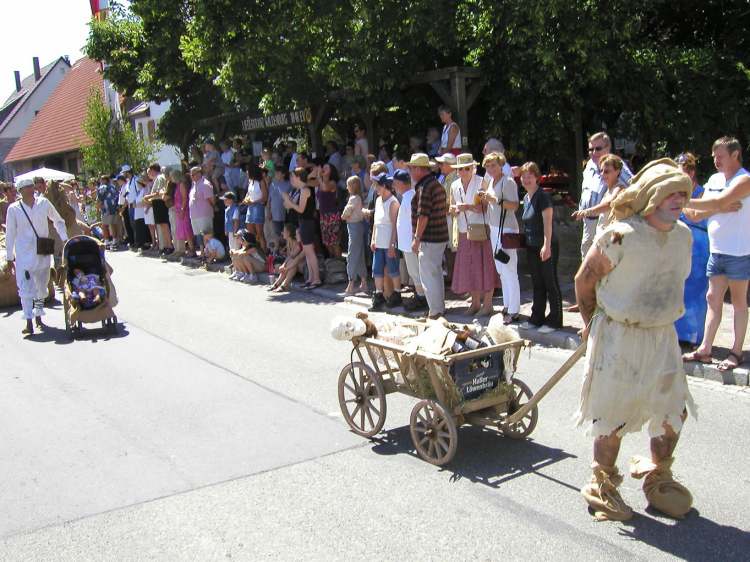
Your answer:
[338,362,387,437]
[501,379,538,439]
[410,400,458,466]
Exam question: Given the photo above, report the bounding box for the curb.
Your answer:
[138,252,750,387]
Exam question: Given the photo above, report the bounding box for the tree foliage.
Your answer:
[87,0,750,171]
[80,88,155,177]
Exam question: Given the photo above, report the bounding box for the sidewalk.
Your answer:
[139,247,749,386]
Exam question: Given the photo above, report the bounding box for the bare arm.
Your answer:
[446,123,459,150]
[574,245,614,333]
[686,176,749,211]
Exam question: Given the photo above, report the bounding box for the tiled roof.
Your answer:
[0,58,67,132]
[5,58,104,164]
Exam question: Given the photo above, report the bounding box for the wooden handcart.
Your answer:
[338,325,585,466]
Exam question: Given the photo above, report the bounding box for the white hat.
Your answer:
[16,178,34,189]
[435,153,457,165]
[120,164,132,173]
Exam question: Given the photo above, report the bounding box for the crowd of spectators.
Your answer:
[1,104,746,366]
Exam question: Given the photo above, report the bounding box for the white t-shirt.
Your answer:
[485,175,519,231]
[706,167,750,256]
[205,237,226,259]
[396,189,416,252]
[451,174,489,232]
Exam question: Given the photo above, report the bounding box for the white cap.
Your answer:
[120,164,132,173]
[16,178,34,189]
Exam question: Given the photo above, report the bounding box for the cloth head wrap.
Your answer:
[609,158,692,221]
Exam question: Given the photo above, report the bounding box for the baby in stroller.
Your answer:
[71,267,106,308]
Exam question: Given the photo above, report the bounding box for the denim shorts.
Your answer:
[245,203,265,225]
[372,248,400,278]
[706,252,750,280]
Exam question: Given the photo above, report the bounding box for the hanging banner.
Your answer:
[241,109,312,132]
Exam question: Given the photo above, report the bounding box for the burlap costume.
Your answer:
[576,159,695,520]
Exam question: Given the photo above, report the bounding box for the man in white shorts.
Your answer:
[574,158,695,521]
[682,136,750,372]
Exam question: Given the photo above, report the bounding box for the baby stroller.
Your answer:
[61,235,119,338]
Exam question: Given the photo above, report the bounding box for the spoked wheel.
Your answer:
[409,400,458,466]
[338,362,387,437]
[501,379,538,439]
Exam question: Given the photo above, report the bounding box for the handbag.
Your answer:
[463,180,489,242]
[498,186,526,250]
[19,202,55,255]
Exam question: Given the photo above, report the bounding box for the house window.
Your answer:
[137,122,144,139]
[147,119,156,142]
[67,158,79,175]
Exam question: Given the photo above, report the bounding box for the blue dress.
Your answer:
[675,184,709,344]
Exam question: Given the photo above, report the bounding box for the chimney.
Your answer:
[14,71,22,92]
[33,57,41,81]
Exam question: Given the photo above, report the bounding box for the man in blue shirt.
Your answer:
[579,132,633,258]
[97,174,120,249]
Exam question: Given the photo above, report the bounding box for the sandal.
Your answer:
[718,352,742,372]
[503,314,520,325]
[682,351,712,364]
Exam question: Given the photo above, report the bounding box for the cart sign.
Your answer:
[241,109,312,132]
[451,351,504,401]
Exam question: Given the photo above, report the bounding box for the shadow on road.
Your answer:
[22,323,130,345]
[369,424,577,490]
[619,509,750,561]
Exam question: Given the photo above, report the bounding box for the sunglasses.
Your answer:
[588,146,606,153]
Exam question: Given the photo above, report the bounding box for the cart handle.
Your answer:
[502,342,587,427]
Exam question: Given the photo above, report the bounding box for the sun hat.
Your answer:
[450,153,479,169]
[435,153,457,165]
[405,153,433,168]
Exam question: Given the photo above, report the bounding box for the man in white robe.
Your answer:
[4,179,67,335]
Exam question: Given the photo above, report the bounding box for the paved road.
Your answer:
[1,251,748,561]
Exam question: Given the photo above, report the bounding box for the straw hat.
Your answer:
[435,153,457,165]
[406,153,433,168]
[450,153,478,169]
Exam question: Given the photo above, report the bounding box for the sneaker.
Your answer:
[244,273,258,284]
[404,295,428,311]
[369,292,386,312]
[385,292,403,308]
[538,325,557,334]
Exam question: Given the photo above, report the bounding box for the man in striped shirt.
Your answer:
[409,153,449,319]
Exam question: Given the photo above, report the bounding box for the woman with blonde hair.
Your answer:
[483,151,521,324]
[342,175,368,294]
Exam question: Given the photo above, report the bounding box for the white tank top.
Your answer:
[441,122,461,150]
[374,195,396,249]
[248,180,263,203]
[706,168,750,256]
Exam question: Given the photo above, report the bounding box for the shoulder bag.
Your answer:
[498,178,525,250]
[19,202,55,255]
[464,178,489,242]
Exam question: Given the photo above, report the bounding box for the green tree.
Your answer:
[80,88,155,176]
[85,0,229,155]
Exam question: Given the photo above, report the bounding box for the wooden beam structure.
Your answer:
[413,66,483,148]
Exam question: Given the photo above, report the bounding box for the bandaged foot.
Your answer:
[581,463,633,521]
[630,456,692,519]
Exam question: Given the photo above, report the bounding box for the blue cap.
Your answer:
[372,172,392,186]
[120,164,131,173]
[392,169,410,184]
[115,173,125,181]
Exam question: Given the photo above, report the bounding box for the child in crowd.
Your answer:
[229,229,266,283]
[341,175,368,294]
[71,268,106,308]
[202,230,226,263]
[222,192,241,250]
[268,223,305,292]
